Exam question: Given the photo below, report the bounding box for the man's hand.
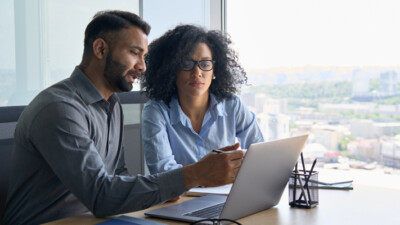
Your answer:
[182,145,245,189]
[166,196,181,202]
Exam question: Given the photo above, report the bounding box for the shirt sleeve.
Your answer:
[233,96,265,148]
[115,144,130,176]
[142,102,183,174]
[29,102,186,217]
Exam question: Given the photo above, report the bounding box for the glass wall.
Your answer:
[0,0,140,106]
[0,0,16,106]
[0,0,224,107]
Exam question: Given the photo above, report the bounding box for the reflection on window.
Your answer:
[228,0,400,189]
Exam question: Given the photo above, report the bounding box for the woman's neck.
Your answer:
[178,93,209,133]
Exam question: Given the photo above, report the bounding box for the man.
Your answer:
[2,10,244,225]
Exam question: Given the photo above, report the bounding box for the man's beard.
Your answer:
[103,52,137,92]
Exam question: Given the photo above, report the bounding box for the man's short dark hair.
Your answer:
[82,10,150,63]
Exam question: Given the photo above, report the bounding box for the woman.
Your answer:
[141,24,264,174]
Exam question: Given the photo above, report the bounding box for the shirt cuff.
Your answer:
[157,167,186,200]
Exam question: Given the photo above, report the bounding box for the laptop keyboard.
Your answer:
[183,202,225,219]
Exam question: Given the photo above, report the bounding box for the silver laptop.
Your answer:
[145,134,308,223]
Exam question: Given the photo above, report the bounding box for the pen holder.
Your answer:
[288,170,319,208]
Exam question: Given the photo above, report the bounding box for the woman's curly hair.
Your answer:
[141,24,247,105]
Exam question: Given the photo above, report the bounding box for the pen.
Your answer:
[300,152,306,175]
[298,152,309,205]
[296,173,309,205]
[298,158,317,205]
[292,162,298,206]
[212,149,224,154]
[306,158,317,204]
[303,159,317,188]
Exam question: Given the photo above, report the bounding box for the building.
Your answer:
[312,125,342,151]
[381,136,400,169]
[257,113,290,141]
[318,103,375,114]
[263,98,288,114]
[373,122,400,137]
[347,139,380,162]
[350,119,374,138]
[351,69,370,100]
[380,71,399,96]
[255,94,267,114]
[240,92,256,109]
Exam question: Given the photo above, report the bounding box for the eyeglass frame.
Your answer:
[181,60,216,71]
[190,218,242,225]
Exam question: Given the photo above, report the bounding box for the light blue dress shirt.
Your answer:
[142,94,264,174]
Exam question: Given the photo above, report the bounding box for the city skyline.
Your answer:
[245,65,400,85]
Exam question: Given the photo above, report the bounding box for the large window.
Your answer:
[0,0,223,107]
[0,0,16,106]
[0,0,140,107]
[228,0,400,189]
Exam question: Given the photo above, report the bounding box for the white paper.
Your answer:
[185,184,232,196]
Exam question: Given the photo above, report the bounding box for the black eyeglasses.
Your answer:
[181,60,216,71]
[190,218,241,225]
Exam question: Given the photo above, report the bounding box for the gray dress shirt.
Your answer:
[2,67,185,225]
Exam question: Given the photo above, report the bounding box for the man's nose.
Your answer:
[135,56,146,72]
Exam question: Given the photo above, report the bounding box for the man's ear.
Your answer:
[92,38,109,60]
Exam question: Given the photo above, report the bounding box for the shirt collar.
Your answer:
[209,94,227,120]
[170,95,189,126]
[70,66,119,105]
[169,93,227,126]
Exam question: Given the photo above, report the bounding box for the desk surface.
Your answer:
[45,183,400,225]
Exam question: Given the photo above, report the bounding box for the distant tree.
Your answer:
[376,96,400,105]
[338,135,355,151]
[246,81,352,99]
[369,79,380,91]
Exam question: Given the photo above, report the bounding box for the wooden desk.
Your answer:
[45,184,400,225]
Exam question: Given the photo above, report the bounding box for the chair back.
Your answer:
[0,105,25,221]
[117,91,150,175]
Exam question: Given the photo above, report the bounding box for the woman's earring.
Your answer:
[213,76,216,80]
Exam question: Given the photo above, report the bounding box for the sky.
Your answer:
[227,0,400,69]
